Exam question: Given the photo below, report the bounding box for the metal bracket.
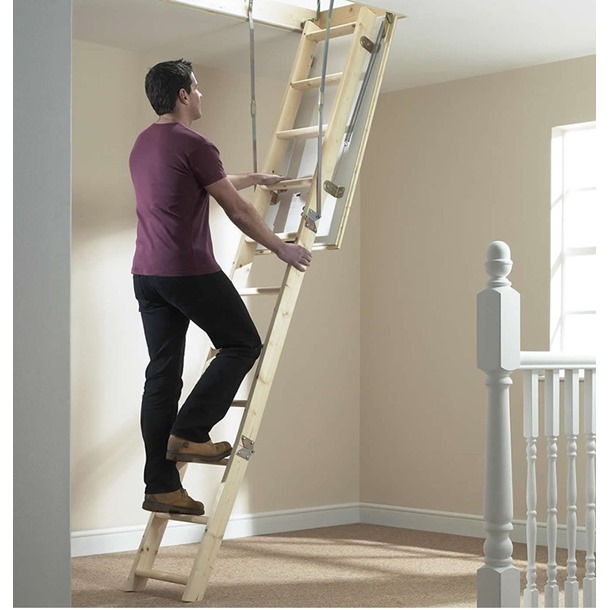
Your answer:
[237,435,255,461]
[302,208,320,233]
[323,180,345,198]
[360,36,377,54]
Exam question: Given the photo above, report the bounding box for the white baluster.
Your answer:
[477,241,521,608]
[523,369,539,607]
[544,369,560,607]
[583,369,596,607]
[564,369,579,608]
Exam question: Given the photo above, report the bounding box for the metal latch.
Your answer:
[237,436,255,461]
[324,180,345,198]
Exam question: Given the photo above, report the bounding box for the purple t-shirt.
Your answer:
[129,122,226,276]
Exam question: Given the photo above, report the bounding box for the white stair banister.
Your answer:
[564,368,580,608]
[544,369,560,607]
[523,369,539,607]
[476,241,521,608]
[583,369,596,607]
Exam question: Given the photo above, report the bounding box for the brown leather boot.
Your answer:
[142,488,204,515]
[166,434,232,463]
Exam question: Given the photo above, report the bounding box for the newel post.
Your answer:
[476,241,521,607]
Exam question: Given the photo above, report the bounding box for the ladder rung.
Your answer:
[153,512,209,525]
[245,232,297,245]
[135,568,188,586]
[290,72,343,90]
[208,458,230,466]
[238,287,282,297]
[276,125,326,140]
[305,22,357,41]
[261,176,313,191]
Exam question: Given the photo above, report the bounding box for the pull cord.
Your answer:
[248,0,258,175]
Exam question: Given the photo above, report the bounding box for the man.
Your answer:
[130,59,312,516]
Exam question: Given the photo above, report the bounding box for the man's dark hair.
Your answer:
[145,59,193,115]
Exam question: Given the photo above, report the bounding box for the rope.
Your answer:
[315,0,334,221]
[248,0,258,174]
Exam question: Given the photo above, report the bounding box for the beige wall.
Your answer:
[71,40,361,532]
[360,56,595,518]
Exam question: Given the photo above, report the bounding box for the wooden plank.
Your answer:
[135,568,189,586]
[238,287,282,297]
[260,176,313,191]
[276,124,327,140]
[291,73,343,90]
[245,232,297,245]
[153,512,209,525]
[305,22,357,41]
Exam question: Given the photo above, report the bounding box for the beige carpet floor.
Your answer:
[71,523,585,607]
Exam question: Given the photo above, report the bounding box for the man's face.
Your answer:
[187,73,202,121]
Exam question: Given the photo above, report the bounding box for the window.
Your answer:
[550,122,597,354]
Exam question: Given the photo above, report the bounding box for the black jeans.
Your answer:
[133,271,262,494]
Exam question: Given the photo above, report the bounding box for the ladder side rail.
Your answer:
[125,514,171,591]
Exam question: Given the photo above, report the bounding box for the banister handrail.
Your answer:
[520,351,596,370]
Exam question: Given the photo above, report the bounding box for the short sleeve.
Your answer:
[187,138,227,187]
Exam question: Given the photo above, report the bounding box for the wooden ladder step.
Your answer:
[290,72,343,90]
[153,512,209,525]
[207,459,230,466]
[276,125,326,140]
[135,568,189,586]
[261,176,313,191]
[305,22,357,41]
[238,286,282,297]
[244,232,297,245]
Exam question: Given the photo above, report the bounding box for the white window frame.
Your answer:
[549,121,597,355]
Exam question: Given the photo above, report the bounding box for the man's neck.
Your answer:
[156,113,191,127]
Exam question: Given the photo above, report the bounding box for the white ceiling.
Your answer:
[72,0,596,92]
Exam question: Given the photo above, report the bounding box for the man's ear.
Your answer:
[178,88,189,104]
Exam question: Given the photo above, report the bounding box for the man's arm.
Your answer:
[227,173,288,191]
[206,176,312,272]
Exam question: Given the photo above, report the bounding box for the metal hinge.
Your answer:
[360,36,378,54]
[302,207,320,233]
[237,436,255,461]
[324,180,345,198]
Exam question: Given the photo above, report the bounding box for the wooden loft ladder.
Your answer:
[126,3,397,603]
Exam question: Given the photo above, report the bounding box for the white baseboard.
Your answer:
[71,502,587,557]
[361,503,588,551]
[70,503,360,558]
